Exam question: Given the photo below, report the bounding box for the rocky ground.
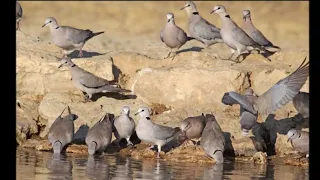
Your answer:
[16,1,309,166]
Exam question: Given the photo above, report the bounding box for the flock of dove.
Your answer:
[16,1,309,164]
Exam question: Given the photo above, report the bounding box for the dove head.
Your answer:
[241,129,250,136]
[121,106,130,115]
[211,5,227,16]
[135,107,151,118]
[166,13,175,23]
[213,150,224,164]
[287,129,299,142]
[58,57,75,69]
[243,10,251,21]
[180,120,191,132]
[180,1,197,14]
[42,17,58,28]
[245,88,255,96]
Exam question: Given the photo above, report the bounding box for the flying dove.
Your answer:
[42,17,104,58]
[16,2,23,31]
[222,58,309,133]
[200,114,225,164]
[48,106,75,154]
[85,113,114,155]
[180,1,223,48]
[211,5,270,63]
[160,13,195,60]
[135,107,181,158]
[58,57,131,102]
[287,129,309,158]
[293,92,309,118]
[180,113,206,145]
[113,106,136,147]
[242,10,281,51]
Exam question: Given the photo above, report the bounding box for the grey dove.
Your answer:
[211,5,269,63]
[200,114,225,164]
[287,129,309,158]
[160,13,195,60]
[222,58,309,133]
[85,113,114,155]
[239,89,258,136]
[180,113,206,145]
[242,10,281,50]
[293,92,309,118]
[135,107,181,158]
[113,106,136,147]
[48,106,75,154]
[58,57,131,102]
[42,17,104,58]
[16,2,23,31]
[180,1,223,48]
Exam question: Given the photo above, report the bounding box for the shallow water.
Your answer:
[16,149,308,180]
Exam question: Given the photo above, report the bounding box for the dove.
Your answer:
[48,106,75,154]
[211,5,270,63]
[239,89,258,136]
[242,10,281,50]
[135,107,181,158]
[85,113,114,155]
[180,1,223,48]
[42,17,104,57]
[221,57,309,131]
[16,2,23,31]
[287,129,309,158]
[200,114,225,164]
[113,106,136,147]
[58,57,131,102]
[160,13,195,60]
[180,113,206,145]
[293,92,309,118]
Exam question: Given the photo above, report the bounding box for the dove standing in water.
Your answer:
[135,107,181,158]
[160,13,194,60]
[58,57,131,102]
[287,129,309,158]
[85,113,114,155]
[48,106,75,154]
[180,1,223,49]
[16,2,23,31]
[242,10,281,51]
[113,106,136,147]
[200,114,225,164]
[293,92,309,118]
[180,113,206,145]
[211,5,269,63]
[222,58,309,132]
[42,17,104,58]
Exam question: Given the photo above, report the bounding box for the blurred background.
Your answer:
[18,1,308,50]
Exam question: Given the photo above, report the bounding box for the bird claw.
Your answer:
[83,94,91,103]
[78,50,83,57]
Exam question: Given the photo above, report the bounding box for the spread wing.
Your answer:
[255,57,309,115]
[221,91,257,114]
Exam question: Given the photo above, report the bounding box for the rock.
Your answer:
[132,67,247,110]
[251,152,267,164]
[38,92,148,139]
[16,99,39,145]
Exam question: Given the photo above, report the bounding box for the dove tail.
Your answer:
[102,85,131,93]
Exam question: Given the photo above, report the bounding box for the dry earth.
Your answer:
[16,1,309,166]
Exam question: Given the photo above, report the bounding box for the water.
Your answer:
[16,149,308,180]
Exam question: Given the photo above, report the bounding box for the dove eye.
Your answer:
[142,109,144,112]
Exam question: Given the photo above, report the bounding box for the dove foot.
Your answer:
[83,94,92,103]
[78,49,83,57]
[126,140,134,147]
[156,152,160,159]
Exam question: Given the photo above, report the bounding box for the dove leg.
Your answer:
[126,137,133,146]
[16,22,20,31]
[164,48,172,59]
[222,48,239,62]
[83,93,93,103]
[78,48,83,57]
[156,145,161,159]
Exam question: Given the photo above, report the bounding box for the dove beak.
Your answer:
[287,136,293,143]
[180,6,187,10]
[210,10,216,14]
[134,112,140,116]
[58,64,63,69]
[42,22,49,28]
